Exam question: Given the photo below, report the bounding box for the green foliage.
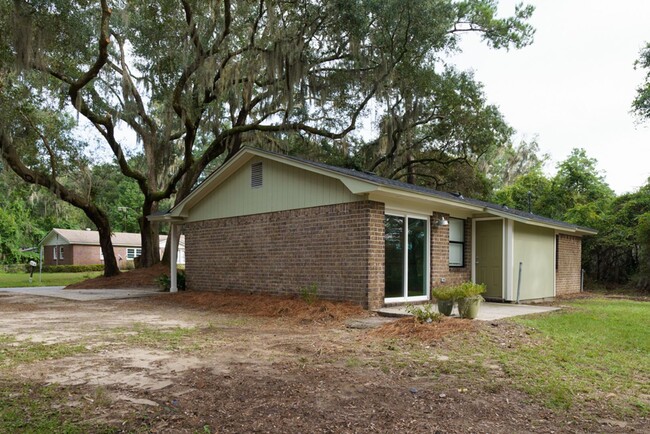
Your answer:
[41,264,105,273]
[490,148,650,287]
[156,270,186,291]
[430,285,457,301]
[633,42,650,120]
[1,0,536,271]
[299,283,319,305]
[452,281,486,299]
[406,303,443,323]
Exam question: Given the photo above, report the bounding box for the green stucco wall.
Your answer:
[512,222,555,300]
[186,157,362,222]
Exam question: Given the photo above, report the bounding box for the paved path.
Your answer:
[377,301,559,321]
[0,286,162,301]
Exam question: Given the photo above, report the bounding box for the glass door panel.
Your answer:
[384,215,428,300]
[384,215,404,298]
[407,218,427,297]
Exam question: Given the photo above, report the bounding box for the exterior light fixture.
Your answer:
[437,217,449,226]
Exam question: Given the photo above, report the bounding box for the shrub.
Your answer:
[3,264,31,273]
[41,264,105,273]
[430,285,457,301]
[406,303,443,323]
[453,281,486,299]
[156,270,186,291]
[299,283,318,304]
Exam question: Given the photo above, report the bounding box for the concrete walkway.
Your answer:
[377,301,559,321]
[0,286,162,301]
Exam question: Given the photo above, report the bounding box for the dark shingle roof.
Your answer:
[250,147,596,234]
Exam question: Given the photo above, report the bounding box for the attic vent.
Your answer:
[251,162,263,188]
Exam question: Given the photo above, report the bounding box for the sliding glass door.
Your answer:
[384,214,429,302]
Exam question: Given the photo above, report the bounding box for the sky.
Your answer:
[449,0,650,194]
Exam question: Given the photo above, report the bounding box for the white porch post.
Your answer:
[170,224,178,293]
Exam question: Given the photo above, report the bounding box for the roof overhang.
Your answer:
[485,209,598,235]
[151,147,597,236]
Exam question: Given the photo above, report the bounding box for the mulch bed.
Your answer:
[370,316,477,341]
[150,290,370,324]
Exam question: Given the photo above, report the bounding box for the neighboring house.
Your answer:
[149,147,595,309]
[39,229,185,266]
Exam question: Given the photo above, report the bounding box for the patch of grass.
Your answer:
[0,335,89,369]
[345,357,363,368]
[0,382,117,433]
[0,271,102,288]
[502,298,650,412]
[123,323,198,350]
[371,298,649,416]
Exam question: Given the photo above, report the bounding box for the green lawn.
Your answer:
[509,298,650,413]
[468,298,650,414]
[0,271,102,288]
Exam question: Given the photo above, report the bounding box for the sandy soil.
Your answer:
[0,291,645,433]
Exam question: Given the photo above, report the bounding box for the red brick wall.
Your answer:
[430,213,472,290]
[556,234,582,295]
[43,244,73,265]
[184,201,386,309]
[43,244,131,267]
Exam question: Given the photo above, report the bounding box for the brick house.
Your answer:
[40,229,185,267]
[150,147,595,309]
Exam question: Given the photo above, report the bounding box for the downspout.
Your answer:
[516,261,523,304]
[170,224,178,293]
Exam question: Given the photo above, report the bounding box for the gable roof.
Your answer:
[40,229,185,248]
[151,147,597,236]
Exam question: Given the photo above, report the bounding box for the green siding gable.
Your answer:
[186,157,362,222]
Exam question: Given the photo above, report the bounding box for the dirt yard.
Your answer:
[0,291,646,433]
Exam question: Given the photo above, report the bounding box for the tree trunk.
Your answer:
[138,199,160,267]
[1,131,120,276]
[89,210,120,277]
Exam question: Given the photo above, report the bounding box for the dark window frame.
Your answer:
[449,218,465,268]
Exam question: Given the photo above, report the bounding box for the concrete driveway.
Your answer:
[378,301,559,321]
[0,286,162,301]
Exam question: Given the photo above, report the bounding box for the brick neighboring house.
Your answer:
[40,229,185,267]
[149,147,596,309]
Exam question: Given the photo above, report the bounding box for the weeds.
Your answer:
[406,303,443,323]
[299,283,319,305]
[0,335,89,368]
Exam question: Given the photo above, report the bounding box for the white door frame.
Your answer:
[384,211,430,304]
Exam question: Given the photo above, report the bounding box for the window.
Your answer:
[449,218,465,267]
[126,248,142,260]
[53,247,57,260]
[99,248,104,261]
[251,162,263,188]
[59,247,64,260]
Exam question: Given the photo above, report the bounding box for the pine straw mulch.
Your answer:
[149,290,370,324]
[370,316,478,341]
[65,263,168,289]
